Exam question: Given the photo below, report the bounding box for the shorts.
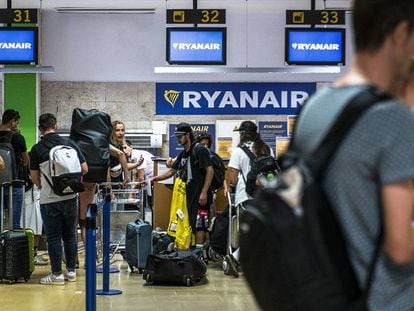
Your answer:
[78,182,96,221]
[195,208,209,232]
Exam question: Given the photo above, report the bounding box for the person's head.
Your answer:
[123,139,133,158]
[38,113,57,133]
[111,120,126,146]
[173,122,194,146]
[2,109,20,131]
[234,121,268,155]
[353,0,414,53]
[195,132,212,149]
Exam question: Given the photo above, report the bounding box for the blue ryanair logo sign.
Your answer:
[156,83,316,115]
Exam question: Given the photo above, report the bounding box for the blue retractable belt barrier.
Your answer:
[86,204,97,311]
[96,194,122,296]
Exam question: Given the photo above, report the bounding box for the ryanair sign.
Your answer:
[156,82,316,115]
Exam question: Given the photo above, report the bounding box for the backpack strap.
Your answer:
[239,145,256,189]
[290,86,390,301]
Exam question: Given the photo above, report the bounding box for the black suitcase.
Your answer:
[143,250,206,286]
[0,181,32,283]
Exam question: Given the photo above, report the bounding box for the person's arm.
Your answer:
[109,145,130,184]
[151,167,177,183]
[137,168,145,183]
[21,151,29,167]
[80,162,88,175]
[199,165,214,206]
[30,169,41,189]
[382,180,414,264]
[227,167,239,188]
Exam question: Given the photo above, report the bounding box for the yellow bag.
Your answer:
[167,178,192,249]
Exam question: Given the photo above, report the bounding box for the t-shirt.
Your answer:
[228,142,254,206]
[0,130,27,176]
[135,149,154,180]
[30,132,86,204]
[294,85,414,310]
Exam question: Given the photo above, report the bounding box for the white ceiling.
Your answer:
[0,0,352,10]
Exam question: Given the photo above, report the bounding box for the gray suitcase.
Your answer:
[125,219,152,273]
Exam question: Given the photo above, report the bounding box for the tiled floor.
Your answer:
[1,254,260,311]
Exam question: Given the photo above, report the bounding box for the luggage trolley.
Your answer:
[222,188,241,276]
[95,182,144,264]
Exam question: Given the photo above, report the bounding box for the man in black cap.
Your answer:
[152,122,214,249]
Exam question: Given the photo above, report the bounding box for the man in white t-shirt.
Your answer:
[227,120,273,277]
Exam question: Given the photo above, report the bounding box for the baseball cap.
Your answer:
[173,122,192,136]
[233,121,257,132]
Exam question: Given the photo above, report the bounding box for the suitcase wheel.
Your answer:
[145,273,153,285]
[223,260,230,275]
[185,276,193,287]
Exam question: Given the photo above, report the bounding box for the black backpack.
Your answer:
[70,108,112,183]
[240,146,280,196]
[239,88,387,311]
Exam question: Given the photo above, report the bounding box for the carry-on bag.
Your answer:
[125,219,152,273]
[143,250,206,286]
[70,108,112,183]
[0,180,34,283]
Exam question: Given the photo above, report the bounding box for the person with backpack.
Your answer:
[226,120,274,277]
[289,1,414,309]
[0,109,29,229]
[151,123,214,249]
[30,113,88,285]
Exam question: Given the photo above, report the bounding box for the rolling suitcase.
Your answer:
[0,181,34,283]
[125,219,152,273]
[143,250,206,286]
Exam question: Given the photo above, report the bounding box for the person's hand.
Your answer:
[198,191,208,206]
[122,176,130,186]
[166,157,173,168]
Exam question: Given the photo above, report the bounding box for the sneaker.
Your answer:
[64,270,76,282]
[225,254,239,278]
[35,254,49,266]
[40,273,65,285]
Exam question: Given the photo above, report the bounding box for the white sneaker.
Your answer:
[40,273,65,285]
[64,270,76,282]
[34,254,49,266]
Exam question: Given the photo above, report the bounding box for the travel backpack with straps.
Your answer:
[239,87,388,311]
[240,145,280,196]
[40,140,85,196]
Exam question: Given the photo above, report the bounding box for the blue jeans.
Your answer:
[3,185,23,229]
[40,198,78,273]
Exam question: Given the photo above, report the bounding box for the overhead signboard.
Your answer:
[166,9,226,24]
[156,82,316,115]
[286,10,345,25]
[166,28,226,65]
[0,9,37,23]
[0,28,38,64]
[285,28,345,65]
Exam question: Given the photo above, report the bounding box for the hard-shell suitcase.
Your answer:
[125,219,152,273]
[143,250,206,286]
[0,181,34,283]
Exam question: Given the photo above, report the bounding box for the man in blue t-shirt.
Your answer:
[293,1,414,309]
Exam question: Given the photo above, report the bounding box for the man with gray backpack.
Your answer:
[0,109,29,229]
[30,113,88,285]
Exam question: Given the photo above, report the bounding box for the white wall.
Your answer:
[39,0,353,82]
